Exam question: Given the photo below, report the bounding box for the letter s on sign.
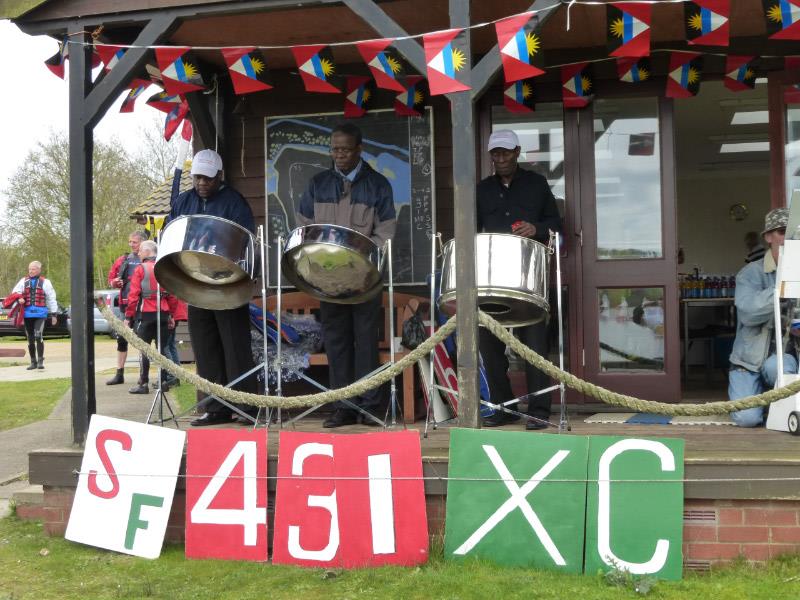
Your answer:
[87,429,133,500]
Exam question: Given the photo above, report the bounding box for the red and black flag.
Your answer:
[96,44,126,72]
[146,90,184,113]
[155,47,206,96]
[494,12,545,83]
[119,78,151,113]
[685,1,730,46]
[764,0,800,40]
[291,44,339,93]
[607,3,652,58]
[394,76,427,117]
[561,63,593,108]
[666,52,703,98]
[503,79,536,114]
[617,57,651,83]
[44,38,69,79]
[423,29,471,96]
[163,100,189,141]
[343,76,374,118]
[724,56,757,92]
[222,47,273,95]
[356,39,406,92]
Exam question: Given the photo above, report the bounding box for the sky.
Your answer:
[0,20,158,209]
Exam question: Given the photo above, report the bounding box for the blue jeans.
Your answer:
[728,354,798,427]
[165,328,180,365]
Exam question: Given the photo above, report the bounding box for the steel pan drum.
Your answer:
[282,224,385,304]
[154,215,256,310]
[438,233,550,327]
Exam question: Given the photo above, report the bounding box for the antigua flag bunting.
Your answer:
[724,56,757,92]
[494,12,545,83]
[291,44,340,93]
[119,78,150,113]
[617,57,651,83]
[222,48,273,95]
[164,100,189,141]
[764,0,800,40]
[503,78,536,114]
[607,3,652,58]
[96,44,126,72]
[343,76,374,118]
[685,1,730,46]
[44,38,68,79]
[394,76,427,117]
[666,52,703,98]
[423,28,471,95]
[155,47,206,96]
[146,90,184,113]
[561,63,593,108]
[356,39,406,92]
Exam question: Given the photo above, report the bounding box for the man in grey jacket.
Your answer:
[729,207,797,427]
[296,123,396,427]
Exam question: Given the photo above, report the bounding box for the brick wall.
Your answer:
[16,487,800,566]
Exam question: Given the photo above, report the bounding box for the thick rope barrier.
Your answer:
[99,301,800,416]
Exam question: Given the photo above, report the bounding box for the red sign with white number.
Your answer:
[185,429,268,561]
[272,430,429,568]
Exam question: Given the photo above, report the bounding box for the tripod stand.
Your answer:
[144,281,180,428]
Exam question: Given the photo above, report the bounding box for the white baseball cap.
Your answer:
[488,129,520,151]
[190,149,223,178]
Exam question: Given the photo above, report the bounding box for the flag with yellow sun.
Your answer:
[503,78,536,114]
[607,2,652,58]
[394,76,427,117]
[763,0,800,40]
[666,52,703,98]
[684,0,730,46]
[155,47,206,96]
[616,57,650,84]
[344,76,375,118]
[356,39,406,93]
[561,63,593,108]
[724,55,757,92]
[423,28,471,96]
[222,47,273,95]
[494,12,545,83]
[291,44,340,94]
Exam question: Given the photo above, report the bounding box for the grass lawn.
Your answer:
[0,378,71,431]
[0,517,799,600]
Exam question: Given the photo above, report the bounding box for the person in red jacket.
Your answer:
[106,231,144,385]
[163,298,188,388]
[125,240,177,394]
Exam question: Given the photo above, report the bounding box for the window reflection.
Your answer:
[599,287,664,372]
[786,107,800,204]
[594,98,662,260]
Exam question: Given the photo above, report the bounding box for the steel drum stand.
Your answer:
[146,282,180,429]
[276,236,397,428]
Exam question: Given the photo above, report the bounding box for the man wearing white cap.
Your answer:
[476,129,562,430]
[166,149,258,426]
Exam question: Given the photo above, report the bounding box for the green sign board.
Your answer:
[444,430,684,580]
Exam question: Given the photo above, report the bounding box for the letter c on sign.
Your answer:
[597,439,675,575]
[87,429,133,500]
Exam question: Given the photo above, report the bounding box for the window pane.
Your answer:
[593,98,662,260]
[598,287,664,372]
[786,106,800,203]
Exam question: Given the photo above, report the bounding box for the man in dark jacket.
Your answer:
[166,149,258,426]
[297,123,397,427]
[476,129,562,431]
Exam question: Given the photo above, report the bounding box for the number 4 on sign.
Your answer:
[185,430,269,561]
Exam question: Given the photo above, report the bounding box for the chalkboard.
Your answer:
[264,108,435,287]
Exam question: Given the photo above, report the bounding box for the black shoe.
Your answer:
[26,362,37,371]
[37,358,44,369]
[163,376,180,388]
[359,411,383,426]
[106,370,125,385]
[191,412,233,427]
[128,383,149,394]
[525,418,550,431]
[323,410,358,428]
[483,411,521,427]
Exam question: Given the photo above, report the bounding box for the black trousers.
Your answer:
[320,294,382,411]
[24,317,45,362]
[479,320,552,419]
[134,316,169,384]
[188,304,257,415]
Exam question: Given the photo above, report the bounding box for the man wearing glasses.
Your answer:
[296,123,396,427]
[728,207,797,427]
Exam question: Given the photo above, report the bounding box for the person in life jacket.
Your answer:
[11,261,58,370]
[105,231,145,385]
[124,240,178,394]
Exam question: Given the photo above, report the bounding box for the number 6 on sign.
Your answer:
[185,430,268,561]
